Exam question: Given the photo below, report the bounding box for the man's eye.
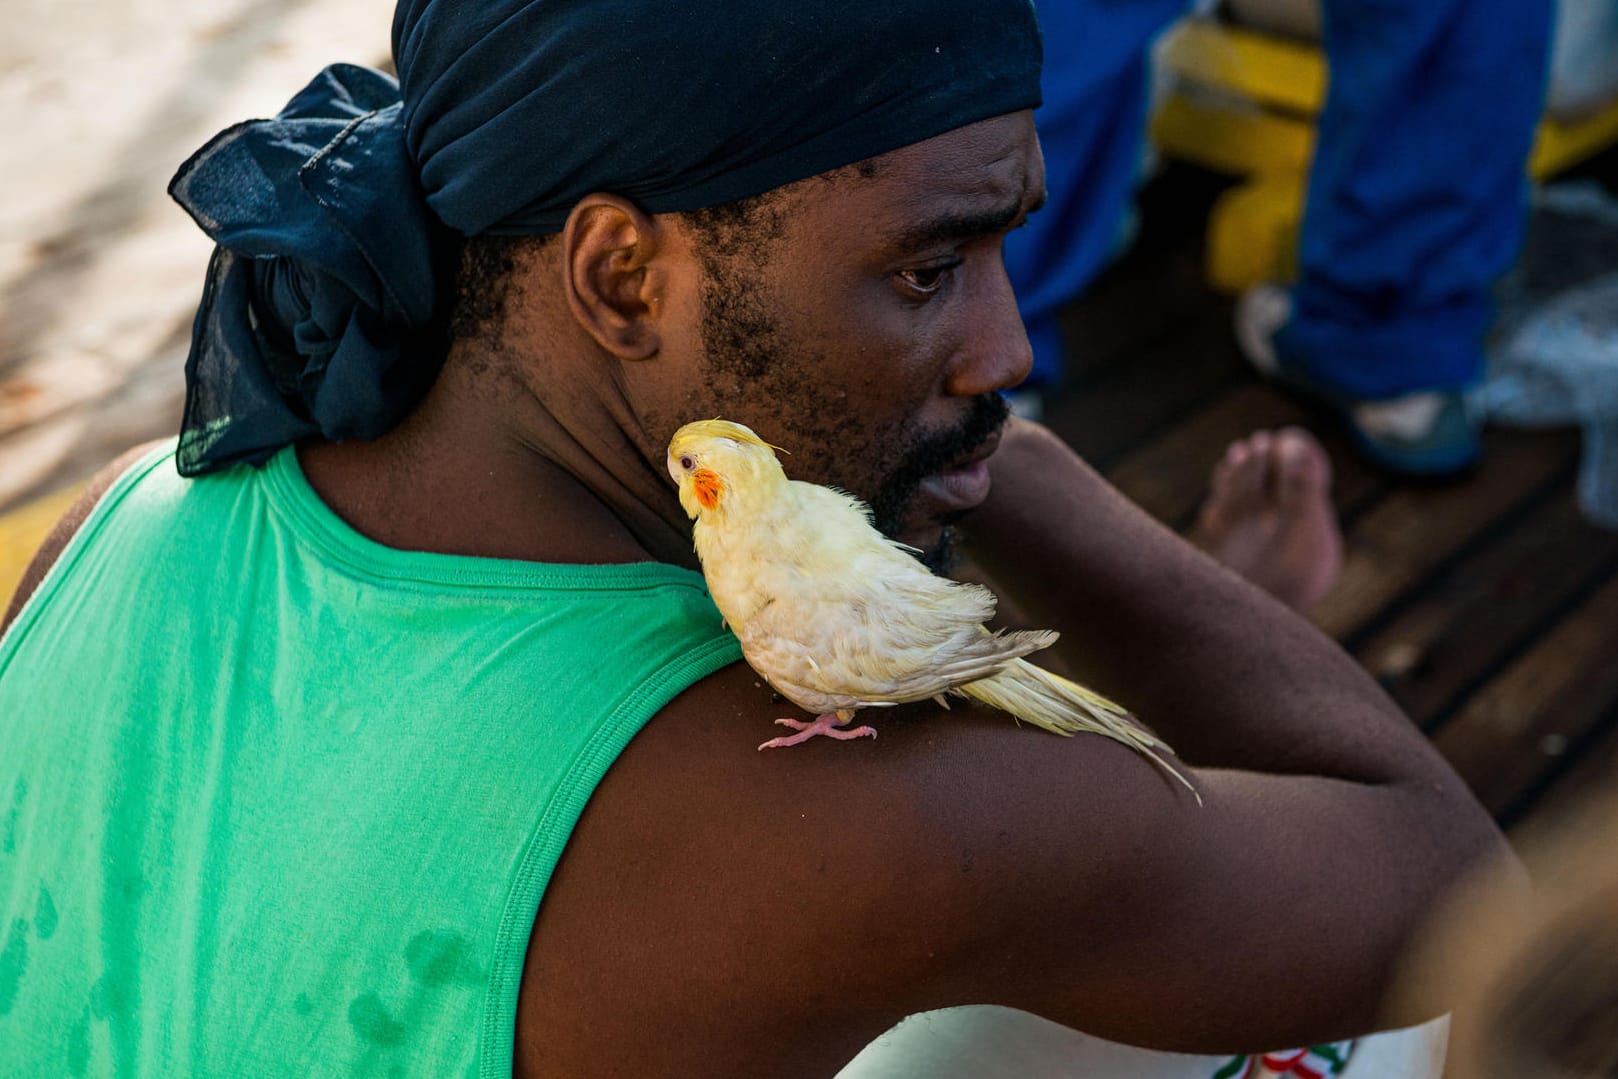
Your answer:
[897,262,958,297]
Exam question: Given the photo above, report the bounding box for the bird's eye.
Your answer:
[679,455,695,471]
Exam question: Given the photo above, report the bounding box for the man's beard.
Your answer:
[867,391,1009,573]
[694,250,1009,575]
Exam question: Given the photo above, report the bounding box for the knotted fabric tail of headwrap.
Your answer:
[168,64,453,476]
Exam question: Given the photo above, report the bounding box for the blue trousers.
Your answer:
[1010,0,1553,398]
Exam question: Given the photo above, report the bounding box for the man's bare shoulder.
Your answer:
[516,634,1489,1077]
[515,660,978,1076]
[517,657,1418,1076]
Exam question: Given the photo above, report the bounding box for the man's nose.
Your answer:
[944,260,1034,396]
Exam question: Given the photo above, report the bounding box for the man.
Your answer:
[0,2,1511,1075]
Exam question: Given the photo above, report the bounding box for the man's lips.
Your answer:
[917,428,1003,513]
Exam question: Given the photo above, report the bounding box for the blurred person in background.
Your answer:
[1011,0,1553,477]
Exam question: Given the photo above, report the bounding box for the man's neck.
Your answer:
[297,351,699,571]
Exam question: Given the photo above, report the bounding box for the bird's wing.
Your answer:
[733,482,1058,708]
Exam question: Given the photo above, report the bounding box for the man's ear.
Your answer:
[561,194,667,361]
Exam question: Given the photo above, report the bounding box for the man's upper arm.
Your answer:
[519,662,1475,1073]
[1,441,164,636]
[886,728,1453,1050]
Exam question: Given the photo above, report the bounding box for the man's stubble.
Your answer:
[691,251,1008,574]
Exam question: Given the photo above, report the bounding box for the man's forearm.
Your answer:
[965,420,1463,787]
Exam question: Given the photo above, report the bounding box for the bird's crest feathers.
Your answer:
[667,419,792,520]
[675,419,787,457]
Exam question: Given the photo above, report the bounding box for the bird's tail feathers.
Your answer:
[958,661,1200,803]
[902,628,1058,690]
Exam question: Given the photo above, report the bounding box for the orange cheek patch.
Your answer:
[692,468,724,510]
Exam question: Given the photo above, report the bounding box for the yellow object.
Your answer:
[1148,90,1314,178]
[1530,99,1618,177]
[1151,17,1618,293]
[1156,17,1326,115]
[665,418,1195,794]
[1206,175,1305,295]
[0,484,83,613]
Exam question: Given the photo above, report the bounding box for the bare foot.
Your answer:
[1191,427,1343,612]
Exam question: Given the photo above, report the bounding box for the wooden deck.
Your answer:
[2,145,1616,857]
[1046,154,1618,851]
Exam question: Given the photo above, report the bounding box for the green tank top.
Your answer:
[0,443,741,1077]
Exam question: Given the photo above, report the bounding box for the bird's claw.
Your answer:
[758,713,878,750]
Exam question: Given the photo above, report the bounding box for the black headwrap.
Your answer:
[169,1,1043,475]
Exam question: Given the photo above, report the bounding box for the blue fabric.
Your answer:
[1017,0,1552,399]
[1279,0,1552,398]
[169,66,451,476]
[394,0,1045,236]
[169,2,1045,476]
[1007,0,1183,386]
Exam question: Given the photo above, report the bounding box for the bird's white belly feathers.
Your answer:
[694,482,997,714]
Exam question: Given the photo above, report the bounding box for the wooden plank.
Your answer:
[1431,569,1618,819]
[1312,429,1580,641]
[1053,238,1218,381]
[1101,381,1313,527]
[1050,314,1379,517]
[1507,708,1618,848]
[1046,305,1244,466]
[1090,375,1387,530]
[1356,494,1618,729]
[1312,425,1388,523]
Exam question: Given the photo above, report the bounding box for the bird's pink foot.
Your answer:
[758,713,878,750]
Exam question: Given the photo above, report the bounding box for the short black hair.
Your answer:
[447,233,550,351]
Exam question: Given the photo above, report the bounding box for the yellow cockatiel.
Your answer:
[667,418,1194,794]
